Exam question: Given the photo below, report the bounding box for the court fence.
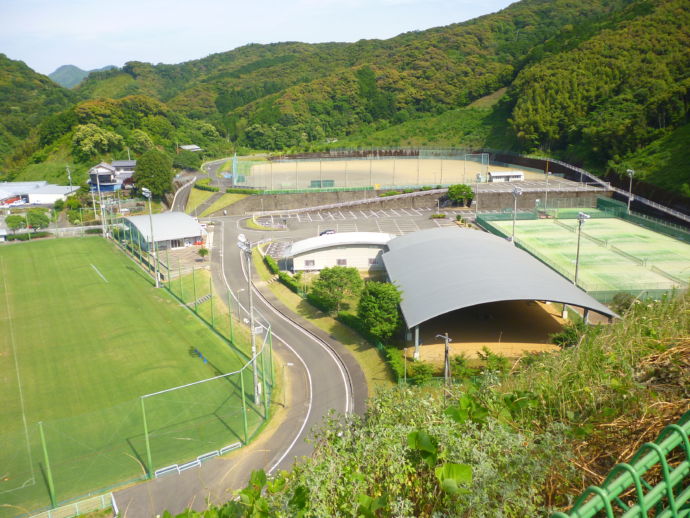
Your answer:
[3,236,273,518]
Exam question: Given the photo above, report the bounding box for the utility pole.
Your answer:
[626,169,635,213]
[511,186,523,243]
[237,234,260,404]
[436,333,452,385]
[142,188,160,288]
[574,211,591,286]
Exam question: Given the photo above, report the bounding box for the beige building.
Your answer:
[288,232,395,272]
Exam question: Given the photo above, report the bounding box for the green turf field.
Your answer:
[488,216,690,298]
[0,238,262,515]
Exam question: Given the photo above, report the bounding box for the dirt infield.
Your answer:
[405,300,564,362]
[246,158,546,190]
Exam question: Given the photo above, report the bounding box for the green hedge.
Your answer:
[226,188,262,194]
[194,183,219,192]
[6,231,52,241]
[264,255,279,274]
[278,271,301,293]
[337,311,374,342]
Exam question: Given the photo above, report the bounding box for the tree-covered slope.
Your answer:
[0,54,74,160]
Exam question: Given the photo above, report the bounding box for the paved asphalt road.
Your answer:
[113,216,367,517]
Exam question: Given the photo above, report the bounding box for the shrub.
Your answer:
[550,320,588,348]
[379,190,401,197]
[264,254,279,274]
[384,346,406,382]
[409,361,435,385]
[431,213,447,219]
[226,188,262,194]
[278,271,301,293]
[6,231,52,241]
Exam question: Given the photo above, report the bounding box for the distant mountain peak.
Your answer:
[49,64,115,88]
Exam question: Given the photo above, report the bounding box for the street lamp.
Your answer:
[511,186,523,243]
[141,188,160,288]
[574,211,591,286]
[237,233,260,404]
[436,333,452,385]
[626,169,635,213]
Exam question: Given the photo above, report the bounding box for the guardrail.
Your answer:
[551,410,690,518]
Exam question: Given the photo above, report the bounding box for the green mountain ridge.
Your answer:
[1,0,689,197]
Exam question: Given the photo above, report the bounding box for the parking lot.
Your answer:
[257,207,468,258]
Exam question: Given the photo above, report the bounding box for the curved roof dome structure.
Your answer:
[382,227,617,328]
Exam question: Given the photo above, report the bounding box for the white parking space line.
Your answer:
[359,211,368,219]
[348,211,357,219]
[390,209,401,217]
[369,210,378,218]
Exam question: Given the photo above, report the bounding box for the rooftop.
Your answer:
[288,232,395,257]
[382,227,616,329]
[125,212,203,242]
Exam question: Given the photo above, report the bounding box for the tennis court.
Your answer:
[486,215,690,297]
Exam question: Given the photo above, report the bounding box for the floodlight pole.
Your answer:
[511,186,523,243]
[142,188,160,288]
[238,235,260,404]
[544,171,551,211]
[436,333,452,385]
[574,211,590,286]
[626,169,634,214]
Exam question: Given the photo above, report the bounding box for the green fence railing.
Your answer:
[551,411,690,517]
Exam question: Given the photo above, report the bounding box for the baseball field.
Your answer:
[0,238,255,515]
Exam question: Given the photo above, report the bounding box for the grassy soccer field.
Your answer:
[489,216,690,296]
[0,238,259,515]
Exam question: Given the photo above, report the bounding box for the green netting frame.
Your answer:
[551,411,690,517]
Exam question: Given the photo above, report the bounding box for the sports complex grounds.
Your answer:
[0,238,268,516]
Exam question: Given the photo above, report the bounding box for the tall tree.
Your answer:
[133,149,174,196]
[5,214,26,234]
[26,209,49,231]
[309,266,364,314]
[357,281,402,342]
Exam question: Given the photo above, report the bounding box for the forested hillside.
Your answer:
[2,0,689,195]
[49,64,116,88]
[0,54,74,162]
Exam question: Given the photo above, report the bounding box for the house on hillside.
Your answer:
[89,160,136,191]
[179,144,202,152]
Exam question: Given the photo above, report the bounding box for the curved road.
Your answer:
[114,216,366,516]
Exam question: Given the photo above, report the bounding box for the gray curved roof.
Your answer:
[382,227,616,328]
[288,232,395,256]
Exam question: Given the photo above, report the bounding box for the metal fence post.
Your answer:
[192,266,197,313]
[240,371,249,444]
[38,421,57,508]
[261,344,269,418]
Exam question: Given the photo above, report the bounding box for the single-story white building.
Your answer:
[122,212,205,251]
[487,170,525,182]
[179,144,202,152]
[288,232,395,272]
[0,181,79,207]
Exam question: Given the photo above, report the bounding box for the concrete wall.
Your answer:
[293,245,386,272]
[216,189,610,216]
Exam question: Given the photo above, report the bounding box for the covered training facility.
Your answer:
[288,232,395,272]
[381,227,617,359]
[122,212,204,251]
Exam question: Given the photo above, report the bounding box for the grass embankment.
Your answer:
[253,251,395,393]
[201,193,247,216]
[185,188,215,215]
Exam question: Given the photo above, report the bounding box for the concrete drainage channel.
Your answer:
[153,442,242,478]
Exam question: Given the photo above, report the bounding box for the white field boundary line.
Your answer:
[0,256,36,492]
[91,264,109,283]
[219,221,314,475]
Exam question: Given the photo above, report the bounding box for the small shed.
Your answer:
[488,170,525,182]
[179,145,202,152]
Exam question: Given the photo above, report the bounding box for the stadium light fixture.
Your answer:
[574,211,591,286]
[237,233,260,404]
[511,186,523,243]
[626,169,635,213]
[141,188,160,288]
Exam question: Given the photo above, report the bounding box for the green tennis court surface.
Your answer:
[487,216,690,299]
[0,238,258,516]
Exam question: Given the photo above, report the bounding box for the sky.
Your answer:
[0,0,514,75]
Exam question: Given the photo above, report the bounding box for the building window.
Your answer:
[304,260,315,267]
[337,259,347,266]
[368,258,377,265]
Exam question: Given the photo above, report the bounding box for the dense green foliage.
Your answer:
[308,266,364,314]
[446,184,474,205]
[133,149,174,196]
[356,282,402,342]
[5,214,27,233]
